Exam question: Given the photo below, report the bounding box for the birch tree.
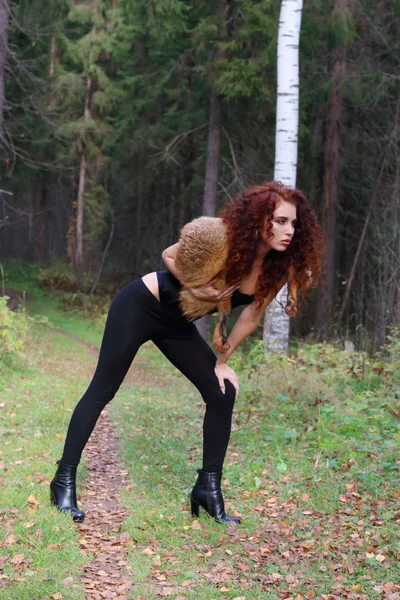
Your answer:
[263,0,303,352]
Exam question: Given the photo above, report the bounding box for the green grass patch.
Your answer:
[0,325,94,600]
[109,339,400,599]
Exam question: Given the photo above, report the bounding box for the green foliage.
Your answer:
[37,263,82,292]
[60,291,111,327]
[330,9,357,47]
[0,297,29,365]
[230,339,399,481]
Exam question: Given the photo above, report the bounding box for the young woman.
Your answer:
[50,181,322,524]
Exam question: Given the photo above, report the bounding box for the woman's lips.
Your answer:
[281,240,291,245]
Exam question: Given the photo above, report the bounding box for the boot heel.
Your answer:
[190,469,241,524]
[191,498,200,517]
[50,460,85,522]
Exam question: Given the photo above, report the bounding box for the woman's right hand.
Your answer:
[214,363,239,398]
[187,279,239,301]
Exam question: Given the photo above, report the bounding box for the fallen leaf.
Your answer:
[142,547,154,556]
[27,494,39,506]
[11,554,25,565]
[375,554,386,562]
[5,535,15,545]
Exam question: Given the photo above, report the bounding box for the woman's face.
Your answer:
[261,199,297,252]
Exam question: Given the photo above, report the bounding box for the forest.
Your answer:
[0,0,399,351]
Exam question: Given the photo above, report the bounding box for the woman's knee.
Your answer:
[201,378,236,410]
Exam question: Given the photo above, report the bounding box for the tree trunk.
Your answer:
[36,176,48,264]
[75,64,93,287]
[197,2,227,340]
[49,35,56,78]
[75,149,87,286]
[202,93,222,217]
[37,35,57,264]
[263,0,303,353]
[315,0,353,338]
[197,92,223,339]
[0,0,9,138]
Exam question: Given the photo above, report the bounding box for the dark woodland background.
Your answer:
[0,0,399,350]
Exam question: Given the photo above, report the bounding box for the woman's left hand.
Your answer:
[187,280,239,301]
[214,363,239,399]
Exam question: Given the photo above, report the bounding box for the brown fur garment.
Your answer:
[175,217,231,352]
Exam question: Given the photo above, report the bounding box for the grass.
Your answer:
[0,325,93,600]
[1,260,400,599]
[108,340,400,599]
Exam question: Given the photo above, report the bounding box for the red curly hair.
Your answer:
[219,181,323,311]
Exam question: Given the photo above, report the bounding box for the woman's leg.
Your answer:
[153,326,236,473]
[60,280,153,467]
[153,325,240,522]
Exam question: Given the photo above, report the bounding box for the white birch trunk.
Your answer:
[263,0,303,352]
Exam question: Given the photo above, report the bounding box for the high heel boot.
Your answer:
[50,460,85,522]
[190,469,241,524]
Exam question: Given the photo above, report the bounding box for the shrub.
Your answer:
[0,296,29,365]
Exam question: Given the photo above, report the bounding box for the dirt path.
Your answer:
[51,329,144,599]
[77,409,135,600]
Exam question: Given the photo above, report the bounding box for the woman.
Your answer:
[50,181,322,524]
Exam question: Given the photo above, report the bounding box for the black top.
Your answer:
[156,269,254,321]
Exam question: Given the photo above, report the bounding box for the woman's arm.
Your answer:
[162,242,183,280]
[216,294,273,366]
[213,298,271,398]
[214,284,286,397]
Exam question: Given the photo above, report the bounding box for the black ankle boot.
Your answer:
[50,460,85,523]
[190,469,241,524]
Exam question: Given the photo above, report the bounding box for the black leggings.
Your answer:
[60,278,236,473]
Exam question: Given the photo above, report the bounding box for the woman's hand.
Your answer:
[187,279,239,302]
[214,363,239,398]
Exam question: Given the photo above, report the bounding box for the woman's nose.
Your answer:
[286,223,295,236]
